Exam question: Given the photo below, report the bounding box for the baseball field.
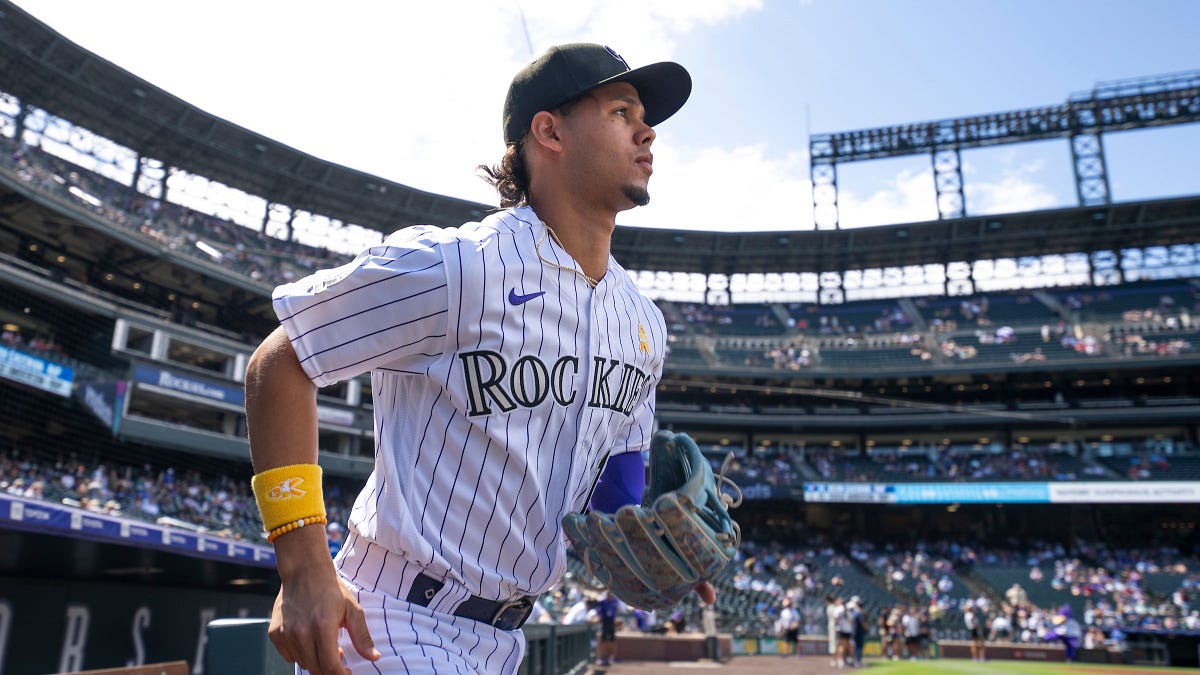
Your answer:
[855,660,1179,674]
[591,656,1183,674]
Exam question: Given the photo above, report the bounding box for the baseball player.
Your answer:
[245,43,699,675]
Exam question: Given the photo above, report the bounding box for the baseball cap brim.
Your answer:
[503,44,693,144]
[591,61,692,129]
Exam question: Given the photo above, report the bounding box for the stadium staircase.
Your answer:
[817,550,901,619]
[896,298,927,332]
[971,565,1087,620]
[1031,289,1068,318]
[768,303,793,333]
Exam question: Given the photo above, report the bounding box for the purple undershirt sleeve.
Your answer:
[588,451,647,513]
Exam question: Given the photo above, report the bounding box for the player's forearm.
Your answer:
[245,327,332,575]
[246,326,319,472]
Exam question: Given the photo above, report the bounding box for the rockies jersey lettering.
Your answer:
[272,206,665,602]
[458,351,649,417]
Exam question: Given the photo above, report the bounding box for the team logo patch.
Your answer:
[604,46,629,69]
[639,324,650,354]
[267,477,306,501]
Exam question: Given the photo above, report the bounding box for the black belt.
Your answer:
[406,572,536,631]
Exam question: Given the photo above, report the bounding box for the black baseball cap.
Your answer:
[503,43,692,144]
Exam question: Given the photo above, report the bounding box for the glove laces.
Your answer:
[717,451,744,510]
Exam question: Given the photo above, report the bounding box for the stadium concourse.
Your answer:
[1,2,1199,671]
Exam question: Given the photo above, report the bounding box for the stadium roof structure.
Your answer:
[0,1,492,231]
[2,1,1199,281]
[609,195,1200,275]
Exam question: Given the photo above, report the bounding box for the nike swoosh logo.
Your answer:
[508,288,546,305]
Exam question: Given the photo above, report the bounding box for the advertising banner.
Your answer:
[0,344,74,397]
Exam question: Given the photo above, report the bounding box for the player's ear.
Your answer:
[529,111,564,153]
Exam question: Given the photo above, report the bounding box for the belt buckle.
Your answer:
[491,596,534,631]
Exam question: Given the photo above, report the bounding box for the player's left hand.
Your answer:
[268,526,380,675]
[696,581,716,605]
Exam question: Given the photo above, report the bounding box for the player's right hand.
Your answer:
[268,526,381,674]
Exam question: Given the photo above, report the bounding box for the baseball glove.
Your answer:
[562,430,742,610]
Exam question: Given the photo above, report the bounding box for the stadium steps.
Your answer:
[972,565,1086,619]
[814,553,901,619]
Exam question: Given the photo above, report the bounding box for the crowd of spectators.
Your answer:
[852,540,962,601]
[805,444,1109,483]
[675,297,1195,373]
[765,536,1198,656]
[763,341,813,369]
[1,324,66,359]
[4,439,1197,650]
[0,445,355,542]
[661,534,1200,658]
[973,540,1200,638]
[715,449,806,488]
[1113,332,1194,357]
[7,133,1200,382]
[906,446,1082,482]
[4,135,348,290]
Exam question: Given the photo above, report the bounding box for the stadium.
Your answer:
[0,2,1198,673]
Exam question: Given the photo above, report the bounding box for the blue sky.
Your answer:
[10,0,1200,233]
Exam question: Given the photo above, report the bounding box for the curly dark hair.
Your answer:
[479,95,590,209]
[478,141,529,208]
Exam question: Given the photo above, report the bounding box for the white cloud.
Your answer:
[518,0,763,59]
[13,0,762,214]
[964,161,1060,216]
[620,147,1062,233]
[618,139,813,231]
[828,159,1061,230]
[838,169,939,228]
[11,0,1068,235]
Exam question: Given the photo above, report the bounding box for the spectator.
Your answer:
[777,597,801,657]
[594,591,621,667]
[325,521,344,557]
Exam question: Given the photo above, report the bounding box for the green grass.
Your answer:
[858,659,1180,674]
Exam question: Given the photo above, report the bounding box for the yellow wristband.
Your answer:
[251,463,326,533]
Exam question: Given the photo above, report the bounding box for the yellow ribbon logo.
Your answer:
[639,324,650,354]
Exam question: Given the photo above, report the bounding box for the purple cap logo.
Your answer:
[604,45,629,69]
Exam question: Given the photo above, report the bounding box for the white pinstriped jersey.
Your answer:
[272,206,664,602]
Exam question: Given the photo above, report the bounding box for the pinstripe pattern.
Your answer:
[273,206,664,670]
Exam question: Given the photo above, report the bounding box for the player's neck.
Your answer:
[529,198,615,283]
